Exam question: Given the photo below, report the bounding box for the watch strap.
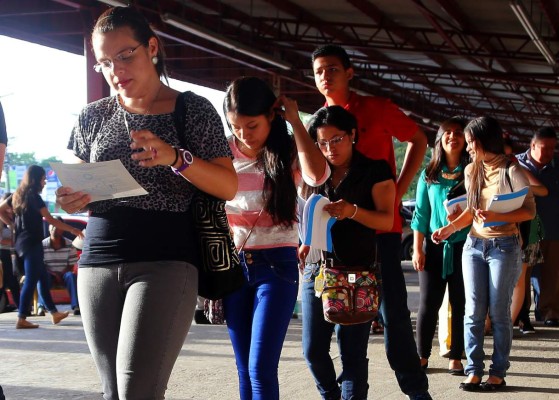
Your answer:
[172,148,193,175]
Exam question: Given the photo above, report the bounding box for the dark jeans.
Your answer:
[18,244,58,318]
[1,249,19,308]
[38,271,79,309]
[377,233,429,395]
[223,247,299,400]
[416,240,465,360]
[302,262,371,400]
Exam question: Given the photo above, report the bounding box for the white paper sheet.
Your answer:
[50,160,148,202]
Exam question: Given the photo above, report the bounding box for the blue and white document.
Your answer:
[443,194,467,215]
[483,186,529,227]
[50,160,148,202]
[302,194,336,252]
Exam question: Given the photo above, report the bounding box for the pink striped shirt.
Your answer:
[226,136,328,250]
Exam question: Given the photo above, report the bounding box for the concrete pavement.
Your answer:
[1,263,558,399]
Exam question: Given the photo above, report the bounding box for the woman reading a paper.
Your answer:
[432,116,535,392]
[55,7,236,400]
[298,106,395,400]
[411,117,469,375]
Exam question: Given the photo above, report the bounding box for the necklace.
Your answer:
[119,83,163,115]
[328,169,349,193]
[143,84,162,115]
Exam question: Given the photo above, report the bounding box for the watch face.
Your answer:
[183,150,193,164]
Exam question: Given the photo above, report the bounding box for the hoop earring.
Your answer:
[152,56,159,65]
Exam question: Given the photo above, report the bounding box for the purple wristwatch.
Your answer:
[172,148,194,175]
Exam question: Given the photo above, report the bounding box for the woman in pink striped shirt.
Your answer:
[223,76,329,400]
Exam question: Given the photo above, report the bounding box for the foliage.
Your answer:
[4,152,61,167]
[393,139,431,202]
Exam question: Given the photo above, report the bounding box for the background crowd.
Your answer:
[0,5,558,400]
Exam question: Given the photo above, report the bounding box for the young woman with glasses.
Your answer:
[298,106,395,400]
[55,6,237,399]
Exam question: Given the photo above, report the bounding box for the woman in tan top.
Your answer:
[432,116,535,392]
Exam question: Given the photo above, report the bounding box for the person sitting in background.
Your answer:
[37,217,80,316]
[0,192,19,313]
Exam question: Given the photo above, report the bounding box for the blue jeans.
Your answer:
[377,233,428,395]
[18,244,58,318]
[223,247,299,400]
[302,262,371,400]
[462,235,522,379]
[38,271,79,309]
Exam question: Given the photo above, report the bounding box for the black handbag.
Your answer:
[174,92,244,300]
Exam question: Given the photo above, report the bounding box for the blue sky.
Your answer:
[0,35,226,162]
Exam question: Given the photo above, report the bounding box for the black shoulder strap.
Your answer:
[505,160,513,192]
[172,91,189,148]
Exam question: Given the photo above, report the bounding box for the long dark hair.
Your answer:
[465,116,506,211]
[424,116,469,183]
[12,165,45,215]
[92,6,168,80]
[224,77,297,227]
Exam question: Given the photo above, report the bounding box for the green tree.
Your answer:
[5,152,38,166]
[38,156,62,168]
[393,139,431,202]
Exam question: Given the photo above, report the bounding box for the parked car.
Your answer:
[400,200,415,261]
[42,213,88,241]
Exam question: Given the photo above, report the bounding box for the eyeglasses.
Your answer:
[93,44,143,73]
[316,134,347,149]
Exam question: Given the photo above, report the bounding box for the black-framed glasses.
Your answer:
[316,133,347,149]
[93,43,143,73]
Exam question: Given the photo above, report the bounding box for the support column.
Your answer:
[84,36,110,103]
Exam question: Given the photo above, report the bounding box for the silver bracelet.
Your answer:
[349,204,358,219]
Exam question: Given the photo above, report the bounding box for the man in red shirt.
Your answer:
[311,45,430,400]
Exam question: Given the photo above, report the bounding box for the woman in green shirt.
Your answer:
[411,117,470,374]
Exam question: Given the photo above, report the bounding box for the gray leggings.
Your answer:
[78,261,198,400]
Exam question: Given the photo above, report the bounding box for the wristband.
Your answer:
[171,148,194,175]
[450,221,458,232]
[168,147,179,167]
[349,204,358,219]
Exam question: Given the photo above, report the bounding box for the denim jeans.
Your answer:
[302,262,371,400]
[223,247,299,400]
[377,233,428,395]
[18,244,58,318]
[38,271,79,309]
[462,235,522,379]
[78,261,198,400]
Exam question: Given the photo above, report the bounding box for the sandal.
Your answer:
[370,320,384,335]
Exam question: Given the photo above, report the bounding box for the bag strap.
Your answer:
[505,160,513,192]
[173,91,189,148]
[237,208,264,252]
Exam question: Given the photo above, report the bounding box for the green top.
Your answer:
[411,166,469,278]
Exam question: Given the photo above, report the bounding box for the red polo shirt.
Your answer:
[339,92,418,233]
